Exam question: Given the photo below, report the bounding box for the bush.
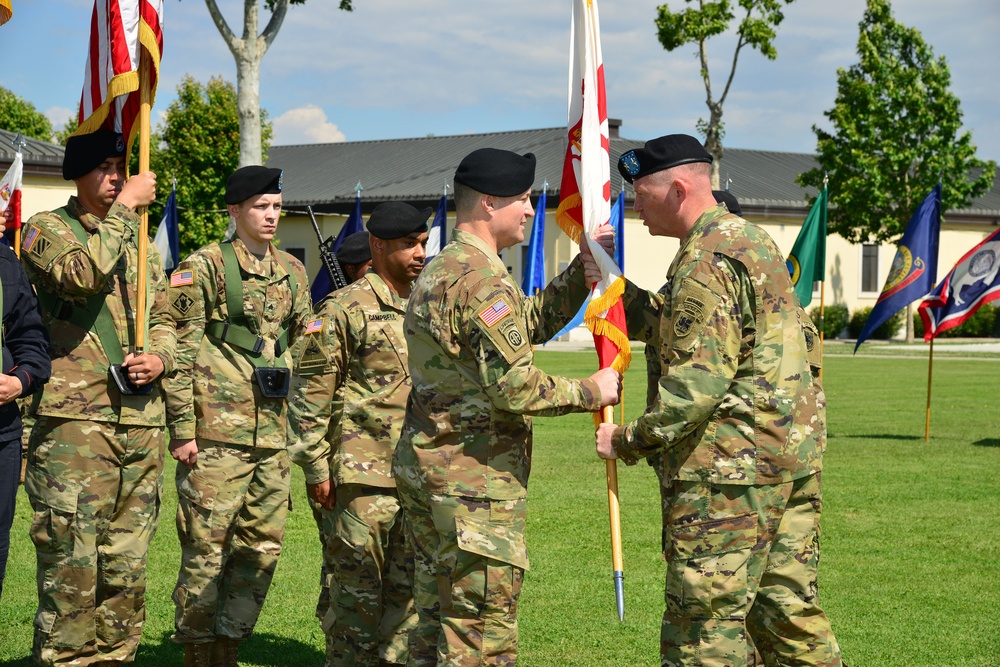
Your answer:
[849,305,905,340]
[809,303,849,339]
[914,303,999,339]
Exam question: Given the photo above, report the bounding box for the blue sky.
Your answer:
[2,0,998,161]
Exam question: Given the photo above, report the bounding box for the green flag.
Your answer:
[786,186,827,307]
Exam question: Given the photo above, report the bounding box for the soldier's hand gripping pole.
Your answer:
[603,404,625,621]
[307,205,349,292]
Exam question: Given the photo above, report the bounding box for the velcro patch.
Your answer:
[171,270,194,287]
[297,335,329,373]
[669,277,720,353]
[479,299,512,327]
[305,318,324,335]
[22,224,61,266]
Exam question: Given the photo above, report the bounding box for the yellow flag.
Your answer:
[0,0,12,26]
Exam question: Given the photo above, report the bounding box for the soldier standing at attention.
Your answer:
[595,134,841,667]
[290,201,431,666]
[165,166,312,667]
[20,128,173,666]
[304,227,373,628]
[392,148,622,666]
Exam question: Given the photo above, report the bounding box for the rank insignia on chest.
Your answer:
[305,318,324,334]
[171,270,194,287]
[479,299,512,327]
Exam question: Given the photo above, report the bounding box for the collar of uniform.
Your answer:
[230,236,284,279]
[362,270,407,312]
[65,196,106,232]
[452,228,508,275]
[677,203,729,257]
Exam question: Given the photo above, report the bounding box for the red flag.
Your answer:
[76,0,163,164]
[0,151,23,231]
[556,0,630,375]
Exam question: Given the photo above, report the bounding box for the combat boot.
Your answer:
[211,638,240,667]
[184,642,214,667]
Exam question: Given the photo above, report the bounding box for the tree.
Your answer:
[0,86,53,141]
[655,0,794,188]
[798,0,996,341]
[203,0,353,167]
[147,76,273,257]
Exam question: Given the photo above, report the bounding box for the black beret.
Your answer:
[712,190,743,217]
[335,231,372,265]
[454,148,536,197]
[617,134,712,184]
[224,166,283,205]
[62,128,126,180]
[366,201,433,240]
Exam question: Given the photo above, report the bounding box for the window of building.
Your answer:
[860,244,880,294]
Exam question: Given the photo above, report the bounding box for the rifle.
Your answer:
[307,205,349,292]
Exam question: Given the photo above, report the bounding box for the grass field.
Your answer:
[1,351,999,666]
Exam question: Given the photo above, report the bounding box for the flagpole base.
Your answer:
[613,570,624,622]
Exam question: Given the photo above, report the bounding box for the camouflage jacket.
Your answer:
[20,197,176,426]
[614,204,825,485]
[289,271,410,487]
[164,237,312,448]
[392,228,603,501]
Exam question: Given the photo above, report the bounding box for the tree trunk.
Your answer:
[704,106,723,190]
[236,0,263,167]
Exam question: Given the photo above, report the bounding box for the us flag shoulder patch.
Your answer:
[22,226,40,253]
[170,270,194,287]
[478,299,512,327]
[305,318,324,334]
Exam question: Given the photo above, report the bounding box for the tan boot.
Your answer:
[211,638,240,667]
[184,642,214,667]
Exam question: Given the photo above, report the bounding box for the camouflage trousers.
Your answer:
[172,441,290,644]
[320,483,415,666]
[25,416,164,666]
[310,494,335,623]
[397,480,527,667]
[659,473,842,667]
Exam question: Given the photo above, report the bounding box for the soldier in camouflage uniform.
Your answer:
[164,166,313,667]
[306,228,372,625]
[595,135,842,667]
[392,148,622,666]
[20,128,174,666]
[290,202,431,666]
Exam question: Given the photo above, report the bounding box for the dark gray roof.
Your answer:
[0,128,64,176]
[269,126,1000,223]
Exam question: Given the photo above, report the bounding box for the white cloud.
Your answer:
[272,105,346,145]
[44,106,75,131]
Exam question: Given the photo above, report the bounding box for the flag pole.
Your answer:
[135,47,152,352]
[924,338,934,441]
[818,283,825,384]
[602,405,625,621]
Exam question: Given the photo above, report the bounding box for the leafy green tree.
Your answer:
[0,86,53,141]
[203,0,353,167]
[147,76,272,257]
[655,0,795,188]
[798,0,995,342]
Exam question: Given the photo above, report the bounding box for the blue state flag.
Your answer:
[311,191,364,304]
[522,190,547,295]
[426,194,448,261]
[154,188,180,275]
[855,184,941,351]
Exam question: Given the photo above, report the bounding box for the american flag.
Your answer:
[478,299,512,327]
[305,319,324,335]
[76,0,163,164]
[170,270,193,287]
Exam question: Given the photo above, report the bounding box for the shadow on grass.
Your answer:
[0,632,324,667]
[972,438,1000,448]
[135,631,325,666]
[833,434,923,441]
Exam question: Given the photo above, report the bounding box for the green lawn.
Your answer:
[2,352,998,666]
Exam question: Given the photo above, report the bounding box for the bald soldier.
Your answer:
[595,134,841,667]
[291,202,431,666]
[164,166,313,667]
[392,148,621,666]
[21,128,173,666]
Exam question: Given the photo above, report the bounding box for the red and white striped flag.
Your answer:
[76,0,163,163]
[0,151,23,231]
[556,0,630,374]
